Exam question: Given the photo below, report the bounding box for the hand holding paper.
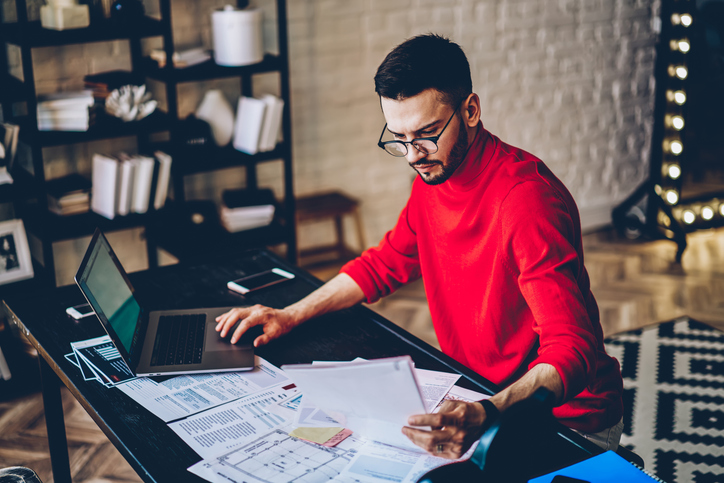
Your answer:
[403,398,487,459]
[282,356,428,451]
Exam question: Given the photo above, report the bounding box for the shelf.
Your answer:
[141,54,284,83]
[19,205,151,242]
[0,18,165,47]
[175,143,288,176]
[0,74,29,104]
[17,110,171,147]
[0,169,39,204]
[145,200,290,262]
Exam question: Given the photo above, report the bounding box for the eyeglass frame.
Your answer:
[377,99,463,157]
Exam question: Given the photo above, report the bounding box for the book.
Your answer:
[232,96,267,155]
[83,70,144,100]
[529,450,666,482]
[37,90,94,110]
[153,150,172,210]
[130,155,155,214]
[116,156,135,216]
[220,188,276,232]
[0,122,19,184]
[258,94,284,152]
[46,174,92,215]
[91,154,119,219]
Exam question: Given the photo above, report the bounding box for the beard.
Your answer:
[409,118,469,186]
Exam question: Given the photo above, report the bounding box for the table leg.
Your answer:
[39,357,73,483]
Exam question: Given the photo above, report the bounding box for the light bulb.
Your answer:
[683,210,695,224]
[666,190,679,204]
[668,164,681,179]
[674,91,686,105]
[720,203,724,216]
[702,206,714,220]
[676,66,688,79]
[678,40,690,53]
[681,14,692,27]
[668,140,683,155]
[671,13,681,25]
[672,116,684,130]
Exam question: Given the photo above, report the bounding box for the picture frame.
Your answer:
[0,219,34,285]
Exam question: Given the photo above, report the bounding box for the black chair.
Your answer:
[0,467,43,483]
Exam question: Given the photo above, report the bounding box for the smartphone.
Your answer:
[66,303,95,320]
[227,268,295,295]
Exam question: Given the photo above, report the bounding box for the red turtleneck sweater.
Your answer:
[341,123,623,432]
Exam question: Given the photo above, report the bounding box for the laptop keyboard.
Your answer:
[150,314,205,366]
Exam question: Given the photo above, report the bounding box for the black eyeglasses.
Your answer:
[377,100,462,157]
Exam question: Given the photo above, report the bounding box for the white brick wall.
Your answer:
[3,0,660,277]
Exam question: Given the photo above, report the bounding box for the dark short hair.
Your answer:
[374,34,472,107]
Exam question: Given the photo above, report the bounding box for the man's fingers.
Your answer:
[408,412,455,428]
[230,316,261,344]
[402,427,450,451]
[215,308,251,337]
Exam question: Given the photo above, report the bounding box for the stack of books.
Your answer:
[220,188,276,232]
[46,174,92,216]
[232,94,285,155]
[37,90,95,131]
[83,70,144,102]
[91,151,173,220]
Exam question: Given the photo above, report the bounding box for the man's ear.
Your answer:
[462,93,481,127]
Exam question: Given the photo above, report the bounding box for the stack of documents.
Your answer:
[66,336,134,387]
[64,336,490,483]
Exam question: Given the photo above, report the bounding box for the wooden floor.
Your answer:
[2,226,724,482]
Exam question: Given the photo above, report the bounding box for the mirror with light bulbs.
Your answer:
[614,1,724,261]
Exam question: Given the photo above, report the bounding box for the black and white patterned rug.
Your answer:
[604,317,724,483]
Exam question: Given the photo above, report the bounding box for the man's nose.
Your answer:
[405,145,426,164]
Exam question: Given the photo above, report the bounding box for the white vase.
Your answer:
[196,89,235,146]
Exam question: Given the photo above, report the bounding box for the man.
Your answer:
[216,34,624,459]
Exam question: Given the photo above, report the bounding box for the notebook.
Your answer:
[74,229,254,377]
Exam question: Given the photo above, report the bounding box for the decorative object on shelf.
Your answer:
[109,0,144,24]
[0,219,34,285]
[105,84,157,122]
[196,89,235,146]
[149,48,211,69]
[211,5,264,66]
[233,95,284,154]
[177,115,213,149]
[40,0,90,30]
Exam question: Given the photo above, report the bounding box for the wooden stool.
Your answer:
[296,191,366,266]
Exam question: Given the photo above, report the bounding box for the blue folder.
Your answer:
[529,450,665,483]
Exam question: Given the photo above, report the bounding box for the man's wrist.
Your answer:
[478,399,500,429]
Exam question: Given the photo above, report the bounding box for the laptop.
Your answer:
[74,229,255,377]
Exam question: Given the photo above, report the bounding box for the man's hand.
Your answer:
[402,399,489,459]
[215,305,298,347]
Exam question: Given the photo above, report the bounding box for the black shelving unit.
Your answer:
[0,0,297,285]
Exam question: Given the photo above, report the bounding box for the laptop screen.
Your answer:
[76,231,141,354]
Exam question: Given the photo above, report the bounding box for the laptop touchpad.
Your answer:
[205,322,253,352]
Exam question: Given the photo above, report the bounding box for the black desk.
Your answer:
[2,249,601,482]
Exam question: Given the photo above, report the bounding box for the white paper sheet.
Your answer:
[187,428,365,483]
[282,357,427,451]
[169,384,299,458]
[115,356,289,422]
